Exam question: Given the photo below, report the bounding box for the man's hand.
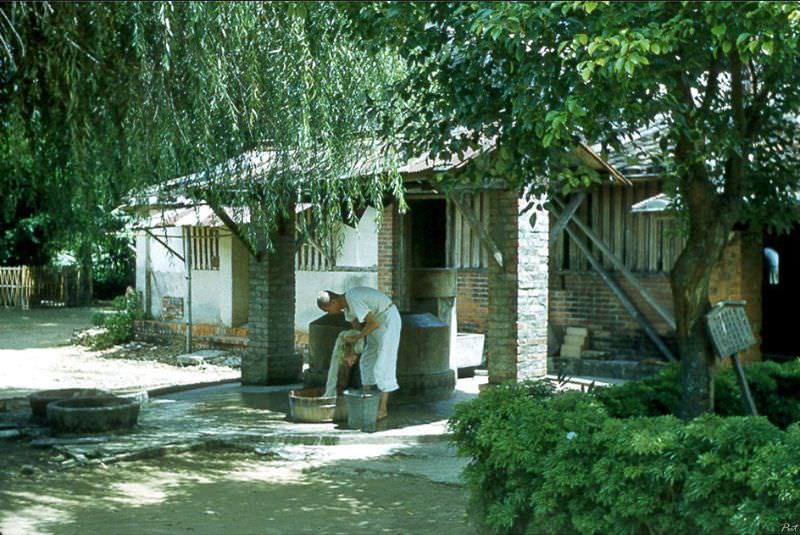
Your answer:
[342,354,358,367]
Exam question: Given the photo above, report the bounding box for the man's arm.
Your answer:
[345,312,379,342]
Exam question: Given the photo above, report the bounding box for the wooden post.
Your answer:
[730,353,758,416]
[182,227,193,353]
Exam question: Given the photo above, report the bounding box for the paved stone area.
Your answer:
[2,377,485,470]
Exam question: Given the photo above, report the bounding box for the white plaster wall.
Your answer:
[135,207,380,331]
[139,228,186,320]
[336,207,378,268]
[190,268,223,324]
[294,208,380,333]
[295,271,379,333]
[135,226,234,326]
[135,233,147,305]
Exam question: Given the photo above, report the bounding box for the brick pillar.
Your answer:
[242,216,302,385]
[486,190,549,384]
[378,203,407,308]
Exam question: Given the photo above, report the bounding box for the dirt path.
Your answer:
[0,308,238,399]
[1,450,475,535]
[0,307,96,350]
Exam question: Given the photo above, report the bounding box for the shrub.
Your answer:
[595,360,800,429]
[89,290,143,349]
[449,381,800,535]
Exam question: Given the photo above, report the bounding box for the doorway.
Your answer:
[761,225,800,359]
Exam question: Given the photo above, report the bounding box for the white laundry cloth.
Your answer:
[323,329,364,398]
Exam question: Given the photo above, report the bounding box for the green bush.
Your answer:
[595,360,800,429]
[90,290,143,349]
[449,380,800,535]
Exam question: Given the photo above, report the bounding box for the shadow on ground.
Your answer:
[0,448,476,535]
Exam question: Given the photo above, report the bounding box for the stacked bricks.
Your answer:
[242,218,302,385]
[456,268,489,333]
[486,189,549,384]
[560,327,588,358]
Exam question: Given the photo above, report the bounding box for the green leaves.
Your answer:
[1,2,404,257]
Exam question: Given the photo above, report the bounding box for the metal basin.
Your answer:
[29,388,112,419]
[47,396,140,433]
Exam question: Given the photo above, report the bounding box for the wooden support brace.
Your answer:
[549,192,585,246]
[554,209,677,362]
[208,203,259,259]
[553,197,677,331]
[145,229,184,262]
[449,194,505,269]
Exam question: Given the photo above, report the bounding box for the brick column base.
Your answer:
[242,219,302,385]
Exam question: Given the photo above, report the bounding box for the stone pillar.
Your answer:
[242,216,302,385]
[486,190,549,384]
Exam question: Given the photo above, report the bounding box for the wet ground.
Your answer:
[0,380,482,535]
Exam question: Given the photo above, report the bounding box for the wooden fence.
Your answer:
[0,266,81,309]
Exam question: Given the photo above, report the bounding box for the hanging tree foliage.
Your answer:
[0,2,404,259]
[350,1,800,419]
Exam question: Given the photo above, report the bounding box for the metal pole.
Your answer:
[183,227,193,353]
[730,353,758,416]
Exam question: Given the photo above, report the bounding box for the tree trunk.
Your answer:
[670,178,734,419]
[670,233,725,419]
[77,241,93,307]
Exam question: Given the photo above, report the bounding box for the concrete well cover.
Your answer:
[47,396,140,434]
[29,388,112,419]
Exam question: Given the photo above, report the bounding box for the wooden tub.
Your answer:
[288,387,347,423]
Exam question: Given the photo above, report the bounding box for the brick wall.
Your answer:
[709,229,763,364]
[548,270,677,360]
[456,268,488,333]
[377,204,398,300]
[549,228,763,363]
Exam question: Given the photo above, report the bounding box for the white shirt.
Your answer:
[344,287,392,323]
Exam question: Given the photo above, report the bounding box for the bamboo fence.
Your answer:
[0,266,81,309]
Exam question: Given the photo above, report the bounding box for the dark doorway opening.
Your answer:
[408,199,447,268]
[761,225,800,360]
